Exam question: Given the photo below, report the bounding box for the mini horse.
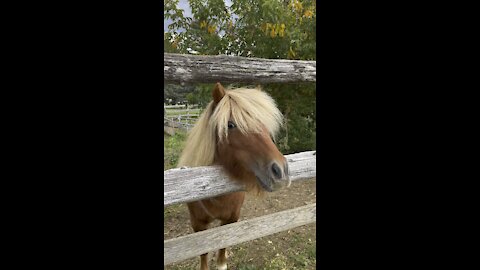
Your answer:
[177,83,290,270]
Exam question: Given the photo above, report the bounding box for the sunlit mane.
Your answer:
[177,87,283,167]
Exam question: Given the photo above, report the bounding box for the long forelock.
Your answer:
[177,87,283,168]
[177,102,216,167]
[210,87,283,142]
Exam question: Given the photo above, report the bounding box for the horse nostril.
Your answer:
[271,162,282,179]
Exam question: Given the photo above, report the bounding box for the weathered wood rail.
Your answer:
[164,53,316,84]
[164,203,316,265]
[164,151,316,206]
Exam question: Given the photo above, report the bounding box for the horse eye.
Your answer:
[227,121,236,129]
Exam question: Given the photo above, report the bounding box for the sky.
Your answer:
[164,0,232,32]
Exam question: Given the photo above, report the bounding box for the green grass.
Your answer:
[164,130,187,170]
[237,265,258,270]
[164,204,184,219]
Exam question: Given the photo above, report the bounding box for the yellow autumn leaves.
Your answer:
[200,20,216,34]
[303,9,314,18]
[288,0,315,18]
[288,0,303,13]
[195,1,313,39]
[265,23,286,38]
[288,46,297,59]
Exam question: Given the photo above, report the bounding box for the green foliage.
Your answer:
[185,84,214,107]
[164,84,196,104]
[164,0,316,59]
[264,83,316,154]
[164,0,316,154]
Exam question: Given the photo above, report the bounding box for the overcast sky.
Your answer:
[164,0,232,32]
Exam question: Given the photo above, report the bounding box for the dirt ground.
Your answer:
[164,178,317,270]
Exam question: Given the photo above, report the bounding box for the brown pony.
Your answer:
[177,83,290,270]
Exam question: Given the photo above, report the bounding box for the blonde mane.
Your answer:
[177,87,283,167]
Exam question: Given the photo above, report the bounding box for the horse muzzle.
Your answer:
[254,160,291,192]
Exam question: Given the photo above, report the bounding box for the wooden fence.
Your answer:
[163,53,316,265]
[164,104,201,134]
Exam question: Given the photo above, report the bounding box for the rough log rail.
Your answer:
[164,203,316,265]
[164,150,316,206]
[164,53,316,84]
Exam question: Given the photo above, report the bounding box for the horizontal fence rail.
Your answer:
[164,203,316,265]
[164,104,200,109]
[164,151,316,206]
[164,53,316,84]
[164,110,200,114]
[164,118,194,128]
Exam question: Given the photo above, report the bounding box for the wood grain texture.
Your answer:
[164,151,316,206]
[164,53,316,84]
[164,203,316,265]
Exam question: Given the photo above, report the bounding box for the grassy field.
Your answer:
[164,130,187,170]
[164,129,317,269]
[165,108,201,116]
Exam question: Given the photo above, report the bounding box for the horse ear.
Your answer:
[212,82,225,104]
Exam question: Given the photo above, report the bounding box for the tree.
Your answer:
[164,0,316,60]
[164,84,196,104]
[164,0,316,153]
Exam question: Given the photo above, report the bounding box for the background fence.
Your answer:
[164,103,201,135]
[163,53,316,265]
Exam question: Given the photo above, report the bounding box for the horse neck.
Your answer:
[213,151,258,192]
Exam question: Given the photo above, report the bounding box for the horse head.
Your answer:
[211,82,290,192]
